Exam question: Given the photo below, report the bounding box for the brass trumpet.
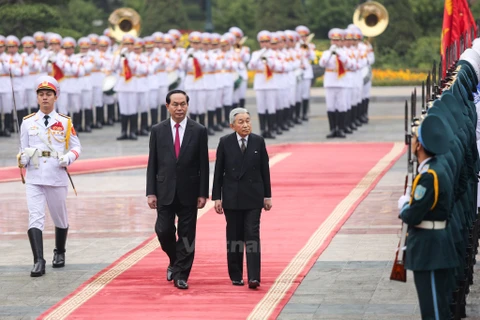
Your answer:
[108,8,141,43]
[235,36,248,51]
[300,33,315,49]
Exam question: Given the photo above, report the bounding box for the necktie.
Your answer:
[44,115,49,127]
[240,138,246,154]
[174,123,181,158]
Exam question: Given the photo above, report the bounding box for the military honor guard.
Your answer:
[229,27,250,109]
[17,76,82,277]
[295,25,316,121]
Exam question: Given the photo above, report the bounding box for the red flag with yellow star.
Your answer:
[51,62,64,82]
[193,57,203,80]
[123,59,132,81]
[336,56,346,79]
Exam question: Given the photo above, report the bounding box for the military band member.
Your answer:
[229,27,250,109]
[17,76,82,277]
[163,34,181,120]
[285,30,302,125]
[112,34,138,140]
[152,32,171,123]
[78,37,94,133]
[219,34,237,128]
[21,36,41,116]
[248,31,277,139]
[97,35,115,126]
[168,29,186,91]
[132,37,149,136]
[319,28,350,138]
[0,35,9,137]
[4,35,28,134]
[398,113,458,320]
[88,33,105,129]
[201,32,219,136]
[295,25,316,121]
[211,33,225,130]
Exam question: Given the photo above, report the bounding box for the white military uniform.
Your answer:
[20,108,81,230]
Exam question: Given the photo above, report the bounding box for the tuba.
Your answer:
[108,8,142,43]
[353,1,389,38]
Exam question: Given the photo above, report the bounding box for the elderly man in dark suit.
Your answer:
[146,90,209,290]
[212,107,272,289]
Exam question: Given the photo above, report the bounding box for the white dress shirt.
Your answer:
[171,117,188,146]
[236,133,248,150]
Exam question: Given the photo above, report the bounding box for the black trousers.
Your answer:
[155,193,198,281]
[413,269,451,320]
[224,208,261,282]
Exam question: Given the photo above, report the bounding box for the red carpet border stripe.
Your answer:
[248,142,405,319]
[39,153,292,320]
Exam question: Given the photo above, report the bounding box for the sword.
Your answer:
[66,168,77,196]
[8,67,25,184]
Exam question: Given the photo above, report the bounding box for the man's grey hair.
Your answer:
[229,108,249,124]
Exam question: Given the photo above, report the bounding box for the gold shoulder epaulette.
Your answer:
[58,113,71,119]
[23,112,36,120]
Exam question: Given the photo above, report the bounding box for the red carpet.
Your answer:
[38,142,404,320]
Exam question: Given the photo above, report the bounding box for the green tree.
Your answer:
[256,0,307,31]
[212,0,257,35]
[142,0,190,34]
[58,0,107,36]
[305,0,358,39]
[0,3,61,36]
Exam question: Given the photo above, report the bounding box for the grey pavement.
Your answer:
[0,87,479,320]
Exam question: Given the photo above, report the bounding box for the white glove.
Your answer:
[397,195,410,210]
[330,45,337,53]
[58,155,70,167]
[120,47,128,55]
[17,152,29,168]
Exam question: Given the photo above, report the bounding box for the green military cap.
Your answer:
[458,48,480,88]
[417,113,454,155]
[457,61,478,89]
[457,71,474,101]
[440,91,466,128]
[427,100,458,134]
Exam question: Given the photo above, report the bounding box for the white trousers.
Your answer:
[296,82,302,103]
[92,86,103,107]
[188,90,206,114]
[25,88,37,109]
[289,84,296,107]
[158,86,168,107]
[221,86,233,107]
[300,78,311,100]
[215,88,223,108]
[345,88,352,111]
[150,89,159,110]
[255,90,276,114]
[137,92,148,113]
[117,92,137,115]
[103,93,116,105]
[238,80,247,100]
[27,184,68,230]
[205,89,216,111]
[81,90,93,110]
[57,93,81,114]
[325,87,347,112]
[363,81,372,99]
[4,91,26,112]
[233,86,240,104]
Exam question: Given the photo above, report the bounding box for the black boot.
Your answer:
[28,228,46,277]
[326,111,337,139]
[116,115,129,140]
[106,104,115,126]
[52,227,68,268]
[160,104,167,121]
[207,111,216,135]
[363,98,369,123]
[295,102,302,124]
[84,110,92,133]
[276,110,283,135]
[3,113,12,137]
[94,106,103,129]
[259,113,267,138]
[349,108,357,131]
[215,108,224,131]
[267,114,276,139]
[190,113,197,122]
[344,110,352,134]
[337,111,346,138]
[139,112,149,136]
[129,114,138,140]
[354,104,362,127]
[150,108,158,127]
[72,112,82,133]
[239,98,246,109]
[223,106,231,127]
[198,113,206,126]
[115,103,121,122]
[302,99,309,121]
[288,106,296,127]
[17,109,26,129]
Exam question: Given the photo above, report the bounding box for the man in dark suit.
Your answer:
[212,107,272,289]
[146,90,209,290]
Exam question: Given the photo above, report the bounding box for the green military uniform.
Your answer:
[399,113,458,319]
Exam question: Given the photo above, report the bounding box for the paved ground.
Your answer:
[0,87,478,320]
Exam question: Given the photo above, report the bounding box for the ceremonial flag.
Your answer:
[264,63,273,81]
[193,57,203,80]
[336,56,346,79]
[51,62,64,82]
[123,58,132,81]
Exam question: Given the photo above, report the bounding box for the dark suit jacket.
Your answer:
[212,133,271,210]
[146,118,209,206]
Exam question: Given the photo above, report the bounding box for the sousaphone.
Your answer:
[108,8,142,43]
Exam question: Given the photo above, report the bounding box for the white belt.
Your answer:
[415,221,446,230]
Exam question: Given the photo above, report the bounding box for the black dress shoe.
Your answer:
[167,266,173,282]
[174,279,188,289]
[248,280,260,289]
[232,280,244,286]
